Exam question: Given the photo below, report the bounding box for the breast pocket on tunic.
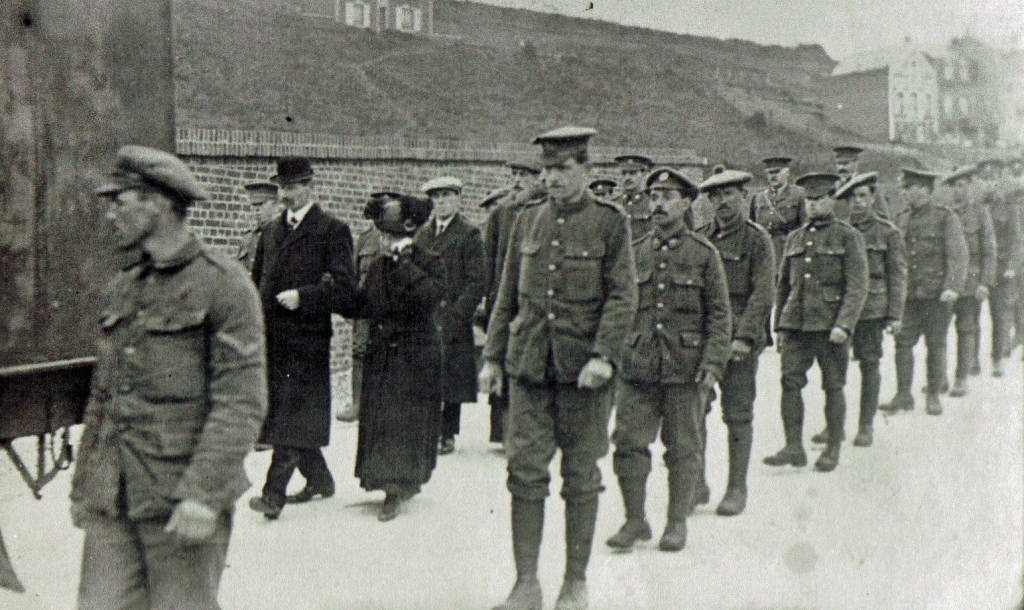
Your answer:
[718,249,751,296]
[816,246,846,286]
[561,243,605,302]
[668,271,705,314]
[138,308,208,402]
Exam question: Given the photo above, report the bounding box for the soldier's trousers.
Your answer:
[719,348,762,425]
[78,511,231,610]
[852,319,886,426]
[612,382,705,480]
[780,330,851,442]
[990,275,1018,359]
[506,378,612,501]
[896,299,953,394]
[953,296,982,377]
[489,382,509,443]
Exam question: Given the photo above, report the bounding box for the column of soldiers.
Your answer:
[71,138,1024,609]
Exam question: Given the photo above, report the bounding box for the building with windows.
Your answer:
[295,0,433,35]
[822,42,940,144]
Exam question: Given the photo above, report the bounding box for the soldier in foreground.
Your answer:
[751,155,805,265]
[696,168,776,515]
[480,127,637,610]
[881,169,968,416]
[236,181,279,271]
[71,146,267,610]
[811,173,906,447]
[764,173,868,472]
[943,165,996,396]
[612,154,655,238]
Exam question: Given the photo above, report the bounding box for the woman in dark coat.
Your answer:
[353,194,445,521]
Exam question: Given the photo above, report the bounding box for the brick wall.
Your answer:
[179,129,703,389]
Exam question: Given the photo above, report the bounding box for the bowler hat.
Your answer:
[271,157,315,185]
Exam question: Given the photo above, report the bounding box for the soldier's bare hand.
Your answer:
[276,289,300,310]
[976,285,989,302]
[886,319,903,335]
[695,370,718,395]
[939,289,959,303]
[829,327,849,344]
[729,339,751,361]
[578,357,614,390]
[165,500,218,545]
[478,361,504,396]
[1006,269,1017,279]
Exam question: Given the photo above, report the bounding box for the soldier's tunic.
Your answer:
[950,196,997,378]
[894,202,968,394]
[987,186,1024,360]
[70,235,267,609]
[235,226,263,271]
[614,190,652,240]
[612,220,731,517]
[849,209,906,424]
[483,191,637,501]
[775,214,868,443]
[752,183,806,267]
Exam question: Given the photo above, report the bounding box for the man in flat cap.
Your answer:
[415,176,485,456]
[605,167,729,554]
[881,169,967,416]
[480,127,637,610]
[71,146,267,609]
[481,160,547,445]
[695,168,776,515]
[751,156,806,267]
[236,181,280,271]
[764,172,868,473]
[249,157,357,519]
[810,173,906,448]
[612,154,656,239]
[942,166,997,396]
[833,145,894,219]
[589,178,617,198]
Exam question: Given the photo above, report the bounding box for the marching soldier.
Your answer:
[982,162,1023,374]
[480,127,637,610]
[589,178,618,198]
[881,169,968,416]
[696,168,776,515]
[236,181,279,271]
[811,173,906,447]
[943,165,997,396]
[764,173,868,472]
[612,154,655,238]
[605,168,730,553]
[751,156,805,266]
[833,145,893,218]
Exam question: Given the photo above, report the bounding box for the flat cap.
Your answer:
[899,168,939,189]
[942,164,978,185]
[762,156,794,170]
[421,176,464,195]
[95,145,208,202]
[244,181,278,195]
[833,146,864,161]
[834,172,878,199]
[795,172,841,198]
[532,126,597,167]
[507,159,542,174]
[614,154,655,171]
[271,157,314,185]
[699,168,753,192]
[645,167,698,194]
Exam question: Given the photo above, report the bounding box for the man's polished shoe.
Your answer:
[949,377,968,397]
[926,393,943,416]
[286,484,335,504]
[814,445,840,472]
[248,495,283,520]
[811,427,846,444]
[763,445,807,467]
[492,576,542,610]
[880,392,914,413]
[438,437,455,456]
[378,492,405,522]
[553,579,588,610]
[606,519,652,550]
[852,424,873,447]
[658,520,687,552]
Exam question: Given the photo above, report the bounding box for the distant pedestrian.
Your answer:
[612,154,655,238]
[236,181,279,272]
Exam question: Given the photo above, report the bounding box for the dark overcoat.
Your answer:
[353,246,444,493]
[252,205,356,448]
[414,213,485,403]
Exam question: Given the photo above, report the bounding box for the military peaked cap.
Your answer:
[645,167,698,195]
[899,168,939,189]
[614,154,655,171]
[942,164,979,186]
[834,172,879,199]
[532,126,597,167]
[762,156,794,170]
[507,159,542,174]
[795,172,841,198]
[833,146,864,161]
[421,176,464,195]
[96,145,208,202]
[589,178,618,189]
[698,168,753,192]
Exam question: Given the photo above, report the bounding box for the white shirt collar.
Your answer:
[287,202,315,227]
[435,214,455,234]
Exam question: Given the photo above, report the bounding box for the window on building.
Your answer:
[959,62,970,82]
[925,94,932,118]
[959,96,969,114]
[910,92,918,120]
[943,93,953,116]
[345,1,371,27]
[944,63,954,80]
[396,5,422,31]
[895,92,904,116]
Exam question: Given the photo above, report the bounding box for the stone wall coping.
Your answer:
[175,128,708,166]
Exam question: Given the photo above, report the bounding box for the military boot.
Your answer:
[852,424,873,447]
[553,579,588,610]
[993,358,1005,378]
[606,477,652,551]
[716,423,751,516]
[661,467,692,552]
[926,393,943,415]
[564,498,597,588]
[811,427,846,444]
[764,391,807,466]
[493,577,542,610]
[880,392,914,412]
[814,443,841,472]
[949,377,968,397]
[493,498,545,610]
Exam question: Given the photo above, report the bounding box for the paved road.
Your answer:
[1,333,1021,609]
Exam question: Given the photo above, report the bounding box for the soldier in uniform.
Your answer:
[881,169,968,416]
[605,168,730,553]
[481,160,546,445]
[751,156,806,266]
[589,178,617,198]
[480,127,637,610]
[72,146,267,610]
[696,169,776,516]
[612,154,655,238]
[942,165,997,396]
[833,145,893,219]
[984,158,1024,363]
[764,173,868,473]
[236,181,279,271]
[811,173,906,447]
